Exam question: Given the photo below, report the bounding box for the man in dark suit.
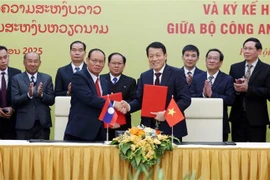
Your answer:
[55,40,87,96]
[101,52,137,139]
[12,52,55,140]
[125,42,191,140]
[189,48,235,141]
[180,44,204,85]
[0,45,21,139]
[229,37,270,142]
[64,49,123,141]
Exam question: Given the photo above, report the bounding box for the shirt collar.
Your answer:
[184,66,196,76]
[109,73,121,82]
[0,68,8,75]
[26,72,38,81]
[207,70,219,79]
[245,59,258,68]
[87,68,99,83]
[71,63,84,72]
[153,63,166,74]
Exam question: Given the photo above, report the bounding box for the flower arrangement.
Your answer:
[110,125,177,170]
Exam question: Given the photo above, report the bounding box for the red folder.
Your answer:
[141,84,168,118]
[101,92,126,126]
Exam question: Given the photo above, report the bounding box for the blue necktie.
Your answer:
[113,77,118,84]
[75,67,80,72]
[31,76,36,86]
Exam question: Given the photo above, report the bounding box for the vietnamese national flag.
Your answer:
[99,96,117,126]
[164,97,185,127]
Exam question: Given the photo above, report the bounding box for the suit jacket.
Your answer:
[129,64,191,139]
[0,67,21,138]
[11,72,55,130]
[55,63,87,96]
[101,73,137,128]
[65,68,110,140]
[189,71,235,133]
[229,60,270,126]
[0,67,21,109]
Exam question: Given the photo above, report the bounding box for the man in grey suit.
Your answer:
[12,52,55,140]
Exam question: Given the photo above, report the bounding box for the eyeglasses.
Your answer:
[206,56,219,61]
[110,62,124,66]
[90,59,105,65]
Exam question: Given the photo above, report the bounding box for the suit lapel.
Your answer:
[23,72,30,85]
[36,72,42,87]
[160,65,171,86]
[248,60,261,84]
[7,68,13,91]
[239,61,246,78]
[212,71,224,91]
[83,69,101,96]
[82,63,87,70]
[144,70,154,85]
[67,64,74,77]
[100,76,108,95]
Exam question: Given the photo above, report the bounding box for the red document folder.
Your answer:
[101,92,126,125]
[141,84,168,118]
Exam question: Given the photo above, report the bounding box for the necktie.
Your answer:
[75,67,80,72]
[31,76,35,85]
[113,77,118,84]
[1,72,7,107]
[95,78,101,97]
[187,71,192,76]
[245,64,253,81]
[154,73,161,85]
[208,76,214,86]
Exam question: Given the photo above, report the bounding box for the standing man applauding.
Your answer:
[12,52,55,140]
[229,37,270,142]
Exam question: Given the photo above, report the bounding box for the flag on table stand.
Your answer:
[164,97,184,127]
[99,96,118,126]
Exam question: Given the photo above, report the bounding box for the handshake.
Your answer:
[114,100,130,114]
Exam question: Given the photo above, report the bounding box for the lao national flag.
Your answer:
[99,96,117,126]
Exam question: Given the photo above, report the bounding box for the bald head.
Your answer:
[23,52,41,75]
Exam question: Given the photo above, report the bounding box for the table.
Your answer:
[0,141,269,179]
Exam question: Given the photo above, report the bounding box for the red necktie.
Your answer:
[1,72,7,107]
[95,78,101,97]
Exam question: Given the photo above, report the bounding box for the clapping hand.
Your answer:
[37,82,43,98]
[203,80,212,98]
[28,82,34,97]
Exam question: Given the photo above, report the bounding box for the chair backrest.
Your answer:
[54,97,71,140]
[182,98,223,142]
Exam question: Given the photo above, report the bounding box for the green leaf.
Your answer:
[110,140,119,145]
[121,142,132,154]
[135,155,141,166]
